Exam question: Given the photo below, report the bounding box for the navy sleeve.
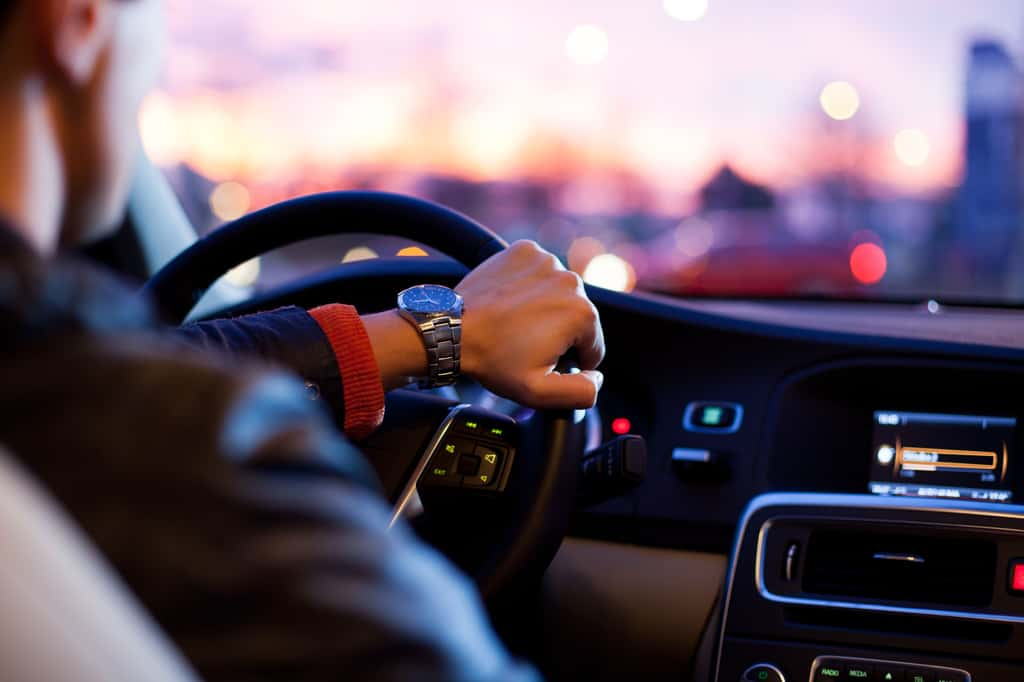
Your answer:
[176,307,346,422]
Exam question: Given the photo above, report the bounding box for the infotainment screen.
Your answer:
[869,411,1016,503]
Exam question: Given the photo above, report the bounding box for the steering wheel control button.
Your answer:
[683,401,743,433]
[457,454,481,476]
[454,417,503,437]
[422,438,476,487]
[463,445,503,487]
[742,663,785,682]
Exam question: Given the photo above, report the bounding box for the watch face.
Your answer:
[399,285,460,314]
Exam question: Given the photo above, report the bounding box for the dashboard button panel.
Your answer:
[418,410,515,492]
[683,400,743,433]
[811,657,969,682]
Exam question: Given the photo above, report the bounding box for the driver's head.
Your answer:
[0,0,164,254]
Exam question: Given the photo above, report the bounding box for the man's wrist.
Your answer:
[362,309,430,391]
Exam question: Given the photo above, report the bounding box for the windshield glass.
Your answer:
[148,1,1024,302]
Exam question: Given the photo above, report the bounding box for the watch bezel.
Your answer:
[397,284,463,319]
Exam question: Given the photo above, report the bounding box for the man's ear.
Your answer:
[40,0,115,86]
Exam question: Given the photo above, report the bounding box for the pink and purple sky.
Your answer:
[141,0,1024,213]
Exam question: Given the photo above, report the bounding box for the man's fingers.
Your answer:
[573,304,605,371]
[525,369,604,409]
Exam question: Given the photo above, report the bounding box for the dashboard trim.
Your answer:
[389,403,470,526]
[754,516,1024,624]
[713,492,1024,682]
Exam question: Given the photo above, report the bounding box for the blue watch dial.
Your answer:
[399,285,459,314]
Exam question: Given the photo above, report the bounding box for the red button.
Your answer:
[611,418,632,435]
[1012,560,1024,593]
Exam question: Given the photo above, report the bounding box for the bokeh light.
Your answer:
[209,181,251,222]
[819,81,861,121]
[138,92,181,166]
[849,242,887,285]
[663,0,709,22]
[342,246,379,263]
[675,219,715,258]
[567,236,607,273]
[565,24,609,65]
[224,258,261,288]
[583,253,636,292]
[893,128,931,166]
[452,108,532,176]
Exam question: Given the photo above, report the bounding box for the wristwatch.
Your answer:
[396,284,464,388]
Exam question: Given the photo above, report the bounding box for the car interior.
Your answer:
[11,2,1024,682]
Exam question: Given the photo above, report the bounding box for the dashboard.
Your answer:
[576,291,1024,682]
[577,293,1024,553]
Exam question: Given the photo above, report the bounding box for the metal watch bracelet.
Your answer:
[418,316,461,388]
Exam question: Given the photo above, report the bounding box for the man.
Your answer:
[0,0,605,679]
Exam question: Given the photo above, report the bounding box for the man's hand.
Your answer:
[456,240,605,409]
[362,241,605,410]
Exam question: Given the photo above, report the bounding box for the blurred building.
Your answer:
[699,165,776,213]
[957,40,1024,295]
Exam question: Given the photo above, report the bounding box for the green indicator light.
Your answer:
[701,406,723,425]
[444,443,455,454]
[820,668,841,678]
[757,672,768,681]
[490,427,503,436]
[883,675,893,682]
[431,468,447,477]
[465,421,478,429]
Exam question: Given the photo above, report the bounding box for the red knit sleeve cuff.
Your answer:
[308,304,385,440]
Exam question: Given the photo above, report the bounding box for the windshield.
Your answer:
[147,1,1024,303]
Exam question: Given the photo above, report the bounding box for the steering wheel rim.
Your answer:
[143,191,585,599]
[144,191,508,323]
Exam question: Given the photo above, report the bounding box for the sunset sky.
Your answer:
[141,0,1024,212]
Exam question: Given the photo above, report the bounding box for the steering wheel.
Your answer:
[144,191,586,600]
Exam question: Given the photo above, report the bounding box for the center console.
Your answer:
[712,494,1024,682]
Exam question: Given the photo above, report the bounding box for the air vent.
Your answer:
[801,529,996,607]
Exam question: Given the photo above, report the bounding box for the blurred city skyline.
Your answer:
[143,0,1024,214]
[147,1,1024,302]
